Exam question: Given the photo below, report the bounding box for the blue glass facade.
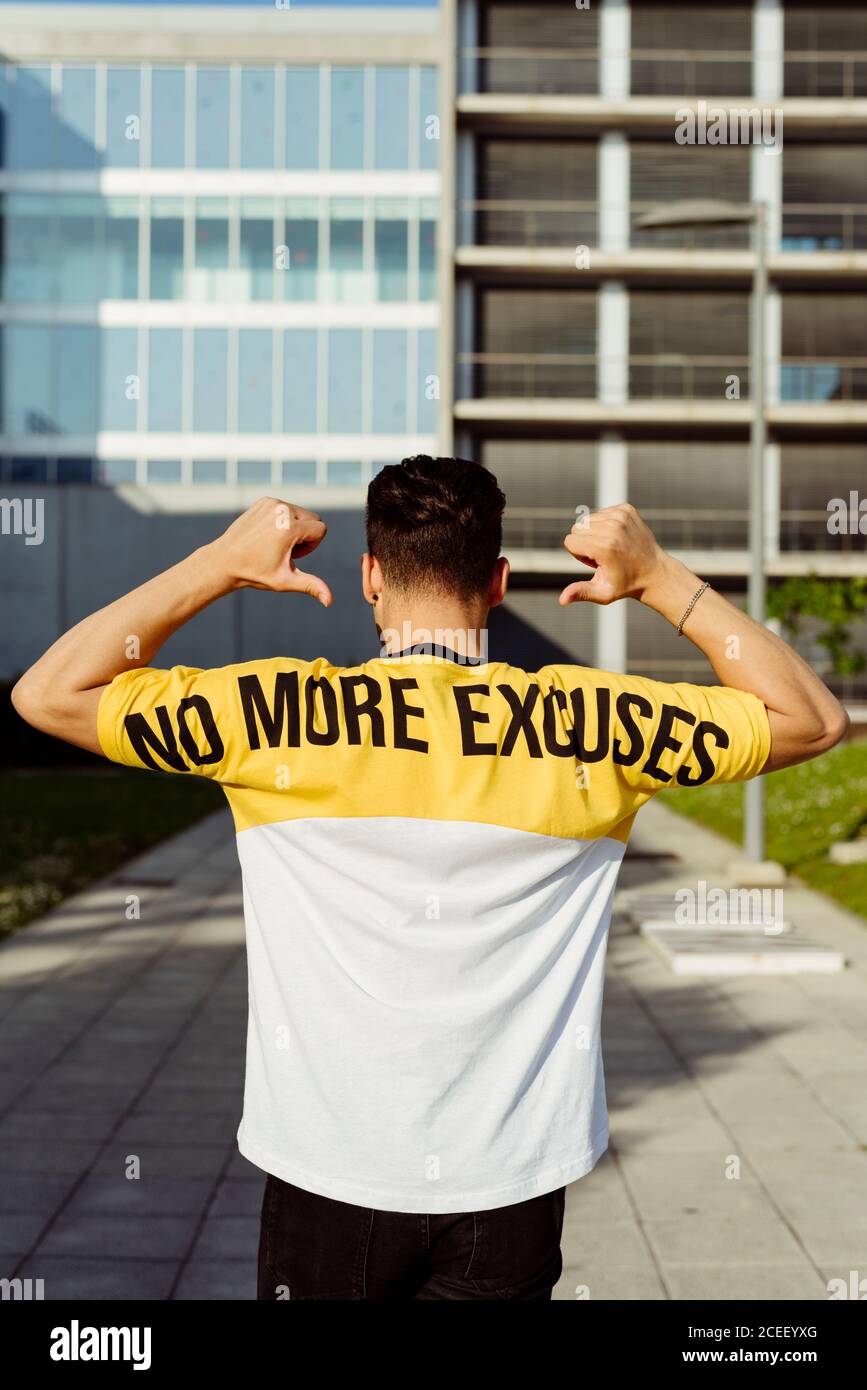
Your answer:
[0,60,441,485]
[0,61,439,171]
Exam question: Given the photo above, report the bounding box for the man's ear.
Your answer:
[361,554,385,603]
[487,556,510,610]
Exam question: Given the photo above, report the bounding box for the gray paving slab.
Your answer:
[191,1216,261,1260]
[174,1260,257,1301]
[40,1213,199,1260]
[14,1256,179,1301]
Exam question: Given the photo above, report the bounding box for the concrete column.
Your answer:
[751,0,783,570]
[753,0,784,103]
[595,434,628,672]
[595,39,630,676]
[437,0,459,455]
[597,282,629,405]
[764,439,781,559]
[454,279,475,415]
[598,133,630,252]
[752,0,784,252]
[765,286,781,406]
[599,0,630,101]
[457,0,479,96]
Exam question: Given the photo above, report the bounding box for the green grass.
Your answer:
[0,769,224,938]
[659,742,867,920]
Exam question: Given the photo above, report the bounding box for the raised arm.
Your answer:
[11,499,331,756]
[559,504,848,773]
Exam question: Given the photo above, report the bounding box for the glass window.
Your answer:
[148,328,183,431]
[149,198,185,299]
[417,329,438,434]
[104,198,139,299]
[374,68,409,170]
[10,68,53,170]
[374,200,409,301]
[327,460,362,486]
[330,68,364,170]
[12,457,49,483]
[282,460,317,485]
[57,457,94,484]
[419,199,437,301]
[238,460,272,485]
[192,459,227,484]
[241,68,275,169]
[56,326,99,435]
[284,67,319,170]
[328,330,362,433]
[106,67,141,168]
[150,68,186,168]
[283,330,318,432]
[238,330,273,433]
[4,325,53,435]
[99,458,136,484]
[4,195,56,302]
[193,329,228,432]
[193,198,230,302]
[101,327,139,431]
[58,67,97,170]
[147,459,182,484]
[57,196,102,304]
[240,198,275,302]
[196,68,230,169]
[372,330,407,433]
[419,67,440,170]
[327,199,366,301]
[282,199,319,302]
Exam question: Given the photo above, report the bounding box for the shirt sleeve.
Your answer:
[96,664,244,780]
[604,672,772,791]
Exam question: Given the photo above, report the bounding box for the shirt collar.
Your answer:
[379,643,487,667]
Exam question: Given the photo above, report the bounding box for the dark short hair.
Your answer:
[366,455,505,601]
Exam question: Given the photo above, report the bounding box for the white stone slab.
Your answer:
[642,927,845,976]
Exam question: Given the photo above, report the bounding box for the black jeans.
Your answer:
[257,1175,566,1301]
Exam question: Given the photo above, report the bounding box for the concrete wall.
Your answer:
[0,485,591,679]
[0,487,372,678]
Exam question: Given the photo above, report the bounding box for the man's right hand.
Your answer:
[209,497,333,606]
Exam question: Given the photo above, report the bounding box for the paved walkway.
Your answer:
[1,802,866,1300]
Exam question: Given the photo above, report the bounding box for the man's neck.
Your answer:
[378,601,490,661]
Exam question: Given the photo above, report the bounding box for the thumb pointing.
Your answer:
[294,568,333,608]
[558,580,597,606]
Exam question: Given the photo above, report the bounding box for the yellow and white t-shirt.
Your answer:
[98,650,770,1213]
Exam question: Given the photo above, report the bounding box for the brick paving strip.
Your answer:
[1,801,866,1301]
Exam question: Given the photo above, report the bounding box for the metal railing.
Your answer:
[503,507,866,555]
[458,354,867,402]
[629,48,754,97]
[460,200,599,249]
[503,507,749,551]
[460,46,598,96]
[780,206,867,253]
[458,201,867,252]
[779,359,867,403]
[459,47,867,99]
[783,51,867,99]
[779,509,866,553]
